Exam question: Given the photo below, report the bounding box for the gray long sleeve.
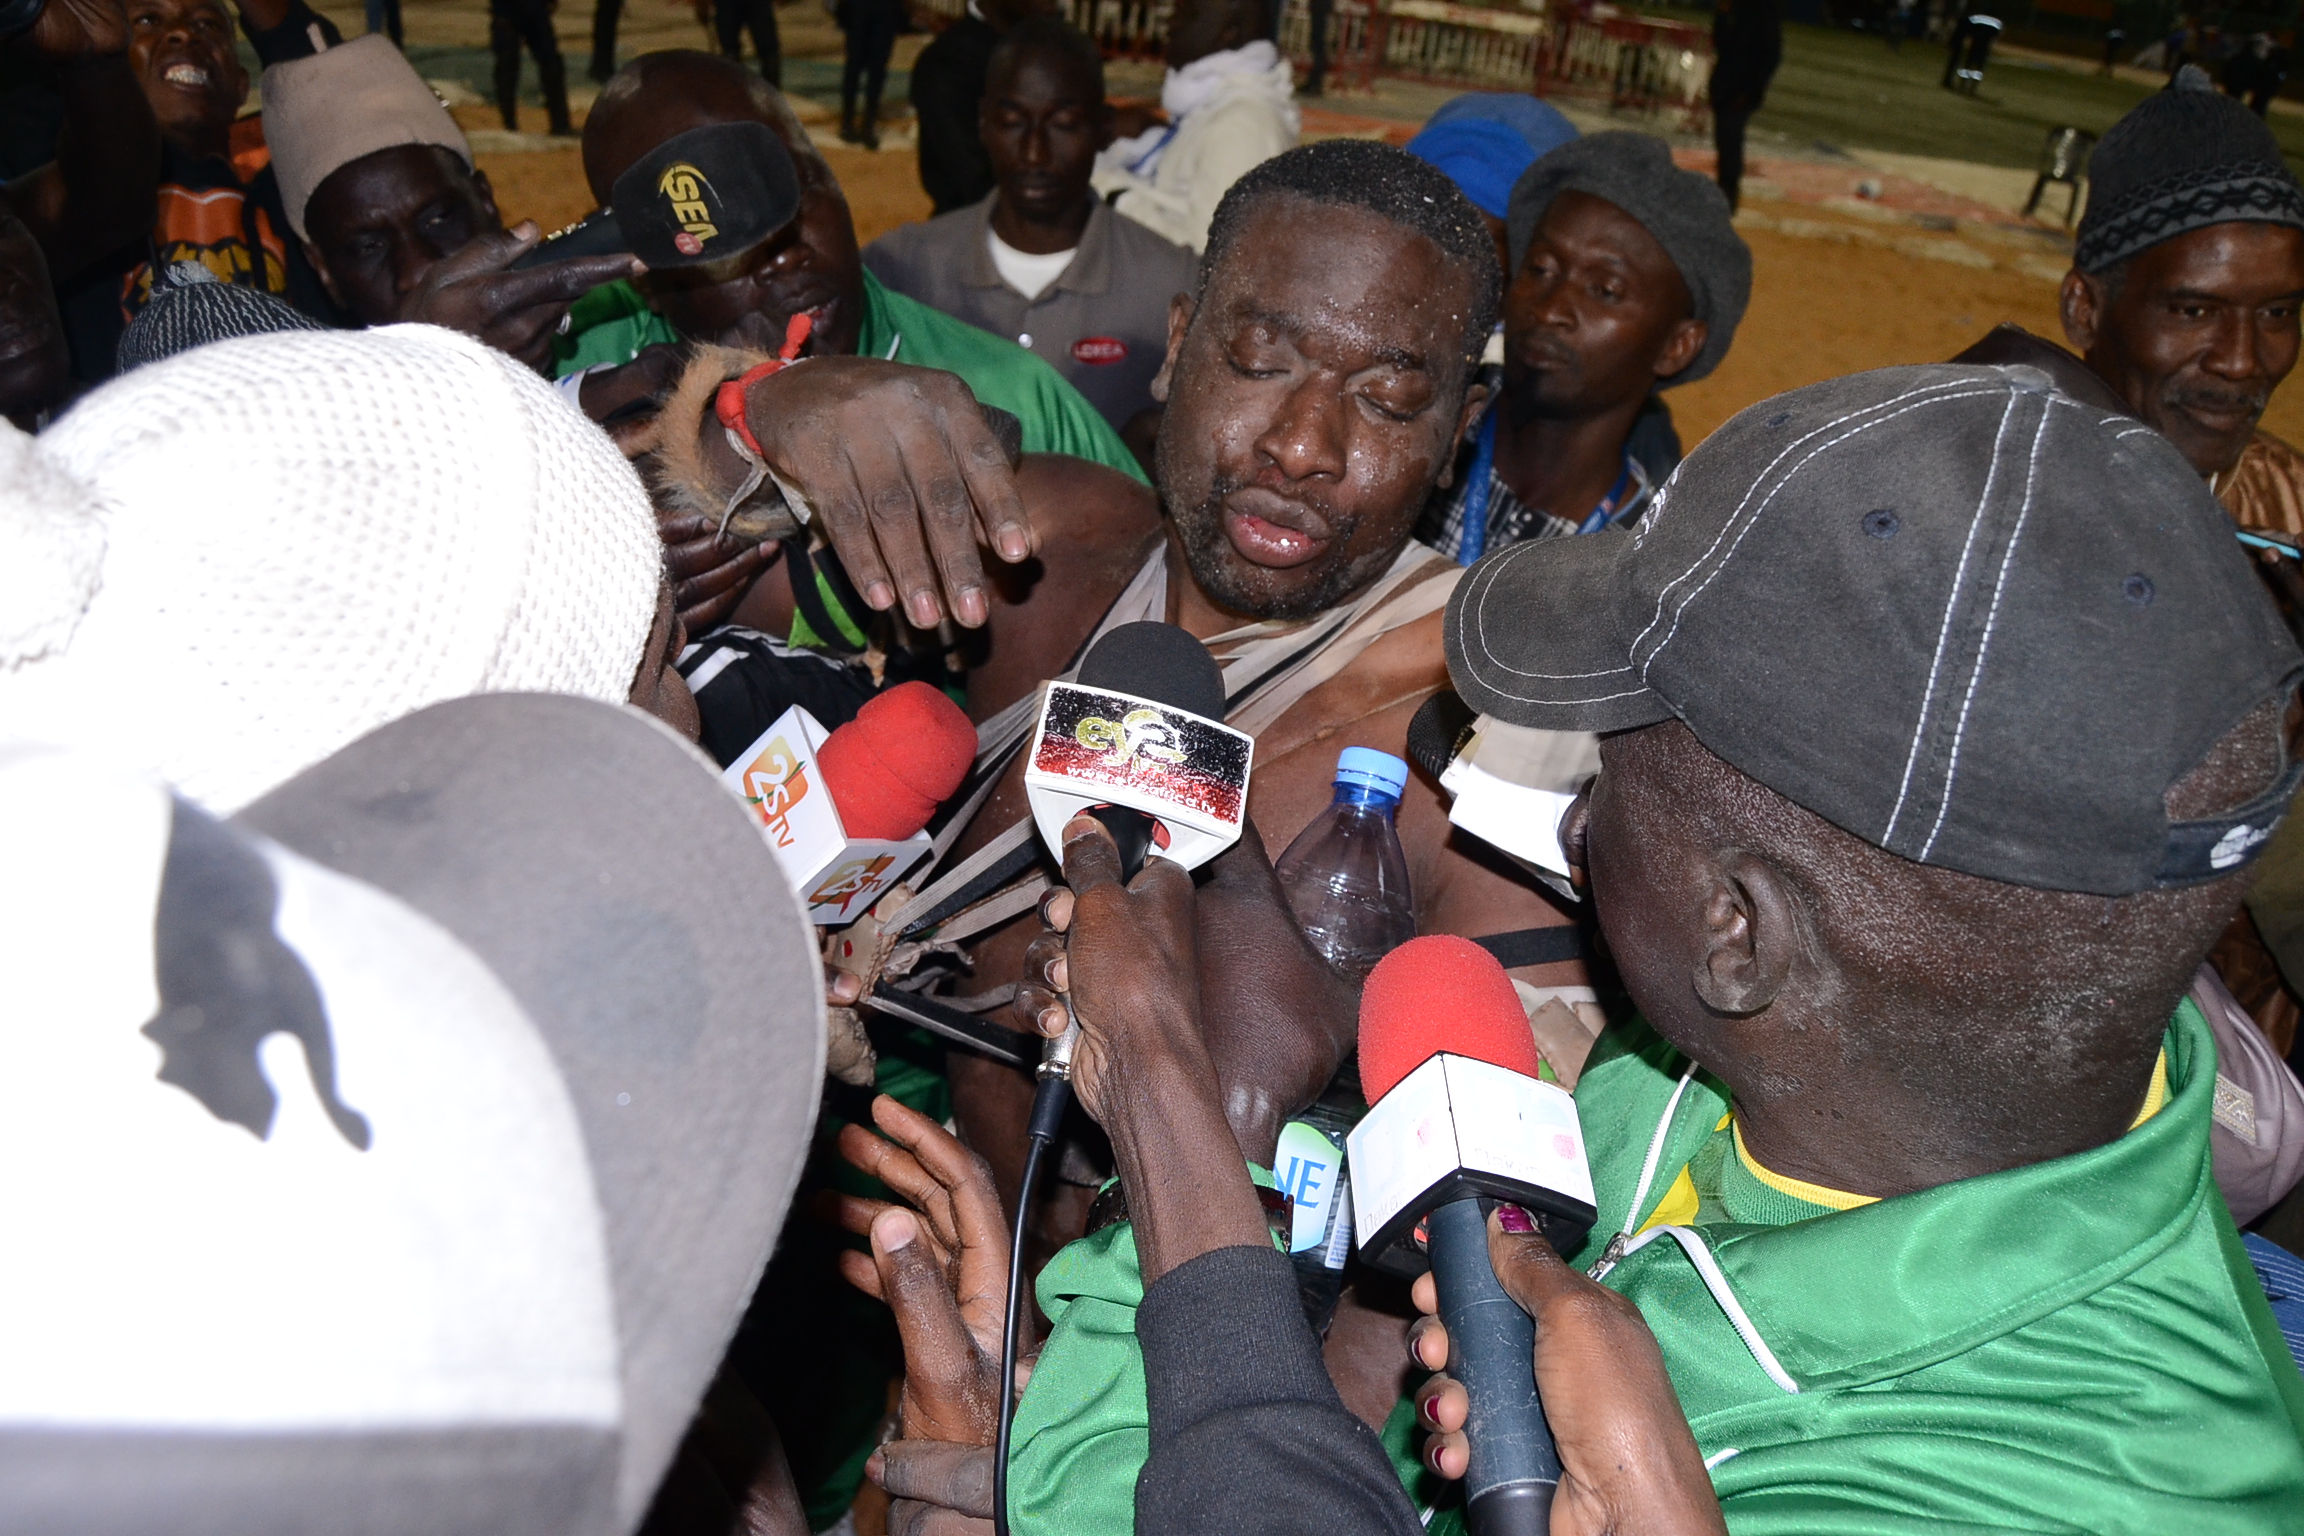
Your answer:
[1135,1245,1424,1536]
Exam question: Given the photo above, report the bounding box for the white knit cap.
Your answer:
[0,323,663,813]
[0,420,105,673]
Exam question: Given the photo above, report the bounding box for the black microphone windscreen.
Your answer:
[1406,690,1477,782]
[1077,622,1226,722]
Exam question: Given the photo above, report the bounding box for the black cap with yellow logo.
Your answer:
[609,121,803,271]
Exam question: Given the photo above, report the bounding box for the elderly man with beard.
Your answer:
[2059,69,2304,532]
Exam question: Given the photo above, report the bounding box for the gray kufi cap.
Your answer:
[2075,64,2304,273]
[116,263,326,374]
[1505,130,1753,386]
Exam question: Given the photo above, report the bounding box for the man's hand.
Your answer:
[868,1441,995,1536]
[1014,815,1272,1283]
[394,221,642,373]
[739,358,1035,630]
[832,1094,1014,1446]
[21,0,128,59]
[1407,1211,1727,1536]
[1014,814,1209,1126]
[656,506,778,632]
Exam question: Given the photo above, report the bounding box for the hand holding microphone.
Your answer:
[1408,1219,1727,1536]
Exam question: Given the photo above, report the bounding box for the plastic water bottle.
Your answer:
[1274,747,1416,983]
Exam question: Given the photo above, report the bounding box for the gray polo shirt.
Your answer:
[863,195,1196,431]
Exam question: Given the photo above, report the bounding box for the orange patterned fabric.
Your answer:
[2217,428,2304,540]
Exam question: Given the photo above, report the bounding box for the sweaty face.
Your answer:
[0,207,70,429]
[1154,198,1482,621]
[303,146,502,325]
[1504,189,1699,417]
[127,0,248,151]
[981,52,1103,228]
[2071,222,2304,478]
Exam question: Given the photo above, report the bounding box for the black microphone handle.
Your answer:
[1426,1197,1561,1536]
[1087,803,1155,882]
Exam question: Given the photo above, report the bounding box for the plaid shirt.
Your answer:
[1417,417,1656,562]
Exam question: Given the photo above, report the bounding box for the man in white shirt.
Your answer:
[1090,0,1298,252]
[864,18,1196,443]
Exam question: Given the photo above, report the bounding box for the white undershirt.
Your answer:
[987,228,1076,304]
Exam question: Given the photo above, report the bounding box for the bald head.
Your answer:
[582,50,822,204]
[580,51,866,357]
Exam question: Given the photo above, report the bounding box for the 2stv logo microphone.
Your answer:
[721,683,977,925]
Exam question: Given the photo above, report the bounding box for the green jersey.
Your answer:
[551,270,1147,483]
[1012,1001,2304,1535]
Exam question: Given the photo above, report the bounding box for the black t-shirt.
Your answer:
[677,626,880,769]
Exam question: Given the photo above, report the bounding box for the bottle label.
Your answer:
[1276,1119,1344,1253]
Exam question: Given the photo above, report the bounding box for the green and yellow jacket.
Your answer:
[1010,1000,2304,1534]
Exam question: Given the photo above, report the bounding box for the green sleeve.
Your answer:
[1015,363,1150,484]
[551,279,681,377]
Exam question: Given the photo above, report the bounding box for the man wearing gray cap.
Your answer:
[1407,361,2304,1531]
[1421,132,1750,566]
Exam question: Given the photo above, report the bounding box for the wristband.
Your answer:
[713,309,814,458]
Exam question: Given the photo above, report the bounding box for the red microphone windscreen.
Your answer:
[1357,935,1541,1102]
[817,682,977,841]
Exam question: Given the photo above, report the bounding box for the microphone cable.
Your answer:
[994,1073,1070,1536]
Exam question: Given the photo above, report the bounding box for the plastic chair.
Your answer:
[2022,125,2096,226]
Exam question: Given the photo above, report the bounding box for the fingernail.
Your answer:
[957,585,986,626]
[908,592,939,628]
[997,527,1029,562]
[1496,1204,1537,1234]
[865,581,895,609]
[1039,1005,1068,1035]
[865,1451,884,1483]
[1420,1394,1443,1424]
[876,1208,917,1250]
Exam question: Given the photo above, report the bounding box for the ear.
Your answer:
[1653,317,1708,384]
[2060,266,2102,355]
[302,237,345,311]
[1558,781,1592,897]
[1435,378,1491,491]
[1689,849,1801,1016]
[1149,289,1194,405]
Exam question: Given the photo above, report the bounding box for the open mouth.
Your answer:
[162,62,214,89]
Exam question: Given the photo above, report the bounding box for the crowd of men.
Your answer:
[3,1,2304,1533]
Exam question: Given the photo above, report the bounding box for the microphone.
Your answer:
[1406,691,1586,898]
[1021,621,1250,888]
[720,681,976,923]
[1346,936,1598,1536]
[995,621,1250,1536]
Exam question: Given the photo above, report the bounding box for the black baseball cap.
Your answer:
[1444,363,2304,897]
[610,121,803,271]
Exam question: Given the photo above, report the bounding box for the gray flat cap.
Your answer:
[1506,130,1752,386]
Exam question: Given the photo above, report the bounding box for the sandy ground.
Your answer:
[307,0,2304,451]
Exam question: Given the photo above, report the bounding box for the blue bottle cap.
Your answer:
[1335,747,1409,800]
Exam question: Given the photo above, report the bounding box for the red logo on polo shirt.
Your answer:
[1072,337,1128,365]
